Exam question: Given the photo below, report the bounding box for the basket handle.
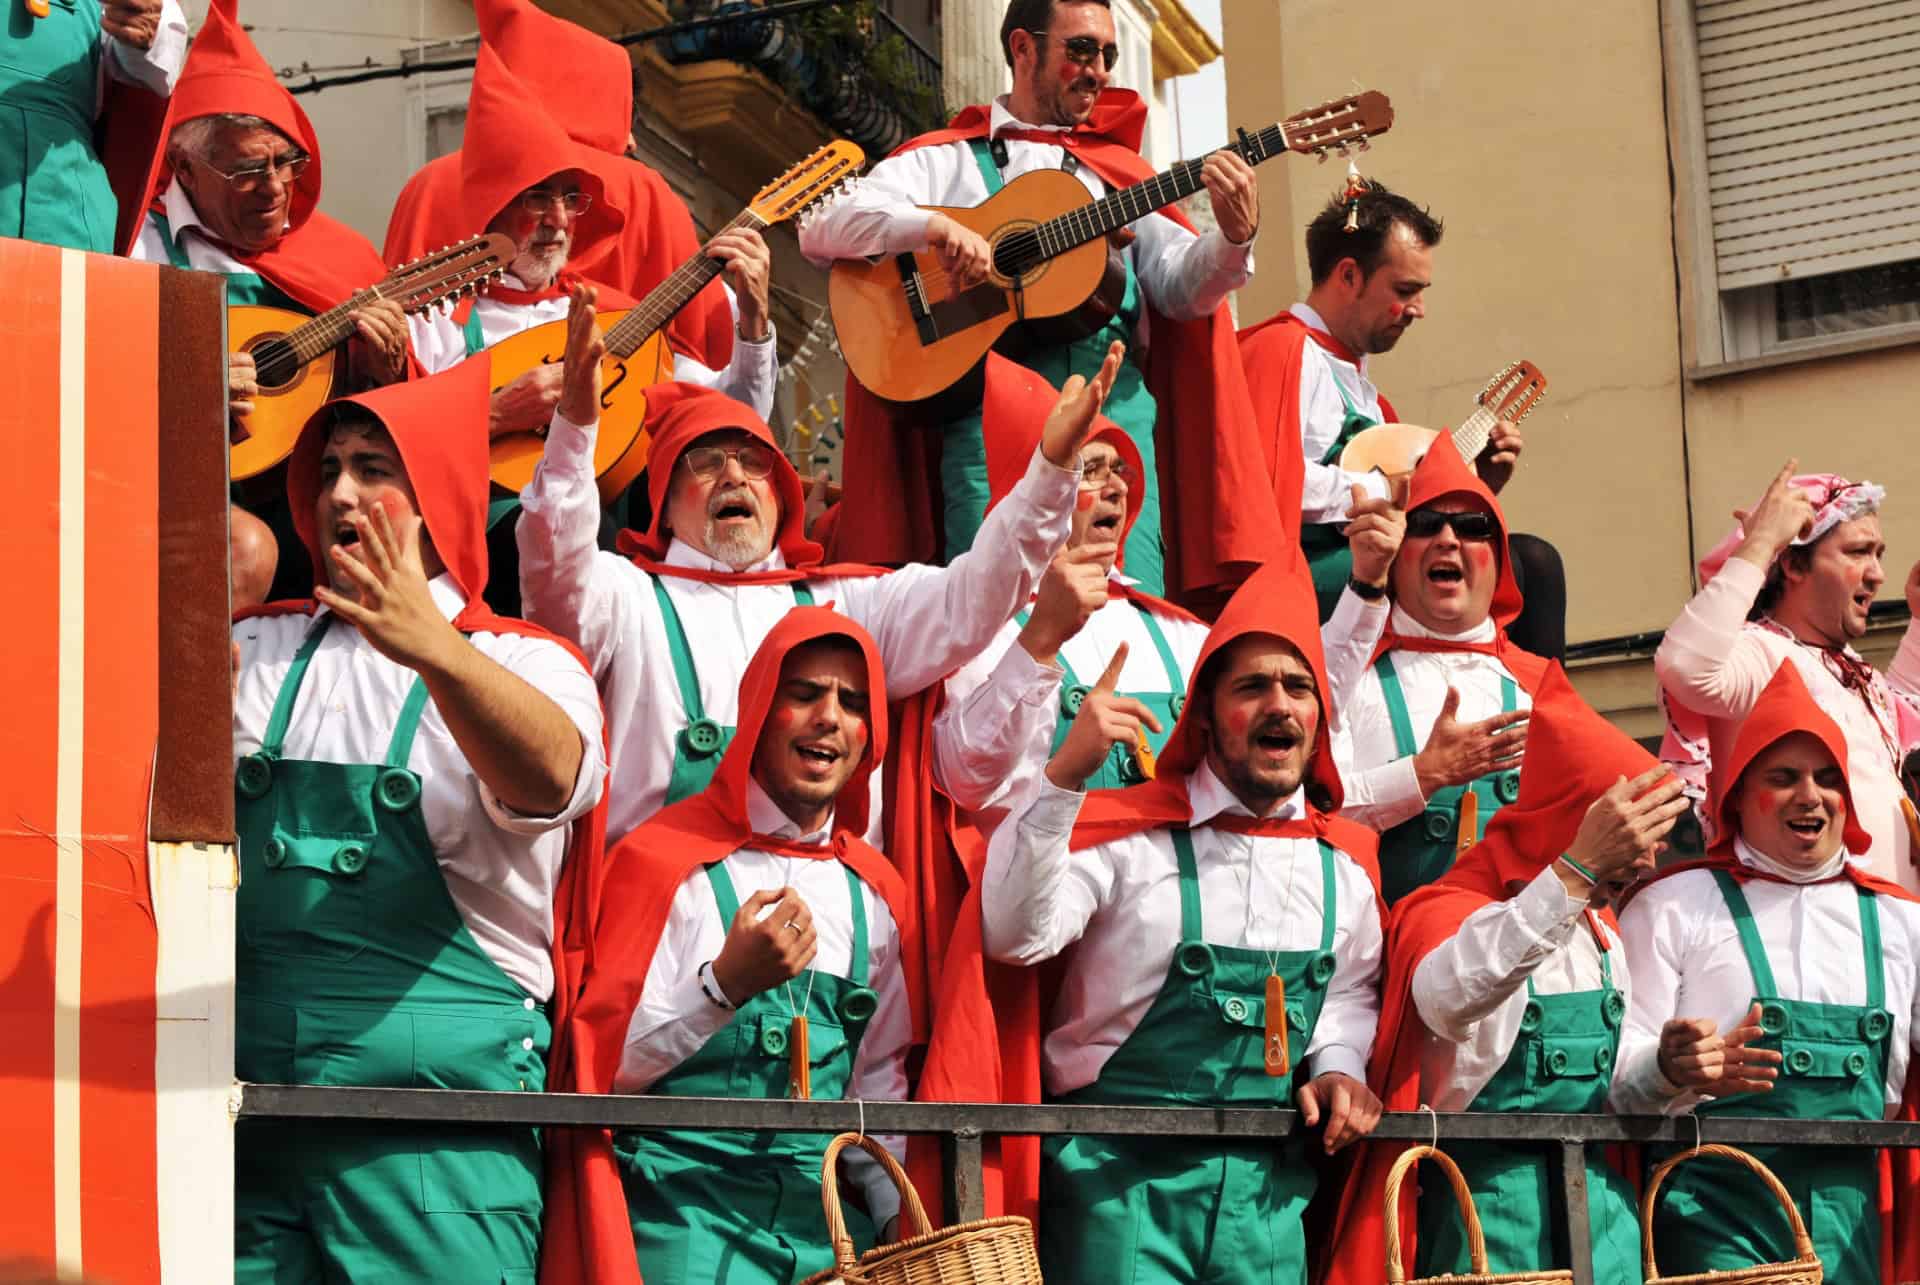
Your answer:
[1382,1144,1489,1283]
[1640,1142,1817,1278]
[817,1132,936,1270]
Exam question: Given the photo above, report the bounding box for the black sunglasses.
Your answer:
[1027,30,1120,71]
[1406,509,1497,541]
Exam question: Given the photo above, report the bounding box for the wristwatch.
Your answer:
[1346,576,1387,601]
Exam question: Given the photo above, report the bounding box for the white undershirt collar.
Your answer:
[1187,760,1305,826]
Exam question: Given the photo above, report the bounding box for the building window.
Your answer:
[426,106,467,163]
[1663,0,1920,370]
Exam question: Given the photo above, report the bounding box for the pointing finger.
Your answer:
[1092,641,1130,693]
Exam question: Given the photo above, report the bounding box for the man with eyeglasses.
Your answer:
[126,0,409,610]
[1239,183,1568,659]
[1330,436,1550,906]
[0,0,185,253]
[1656,461,1920,895]
[799,0,1283,610]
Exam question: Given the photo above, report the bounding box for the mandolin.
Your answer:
[228,233,516,480]
[485,139,866,501]
[1337,360,1548,484]
[828,91,1394,409]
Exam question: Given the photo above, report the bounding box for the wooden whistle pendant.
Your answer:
[1264,973,1290,1077]
[1455,792,1479,857]
[1133,730,1158,780]
[788,1015,811,1099]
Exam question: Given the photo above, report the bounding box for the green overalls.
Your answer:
[0,0,118,252]
[940,139,1165,597]
[1415,943,1640,1282]
[614,861,883,1283]
[1374,654,1521,906]
[1017,600,1186,790]
[1300,377,1378,621]
[654,577,816,805]
[1651,871,1892,1280]
[234,618,549,1283]
[1039,829,1341,1284]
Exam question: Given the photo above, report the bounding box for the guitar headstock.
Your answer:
[1476,360,1548,424]
[749,139,867,227]
[386,232,517,315]
[1275,91,1395,160]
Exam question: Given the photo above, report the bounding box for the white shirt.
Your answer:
[1333,601,1534,833]
[1286,302,1393,523]
[1411,866,1666,1111]
[1615,839,1920,1116]
[796,96,1254,330]
[984,766,1384,1095]
[130,178,276,273]
[616,780,909,1222]
[1655,556,1920,894]
[407,277,778,420]
[517,407,1076,846]
[98,0,188,100]
[231,576,608,999]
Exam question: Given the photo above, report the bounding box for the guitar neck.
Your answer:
[1451,406,1497,462]
[279,284,392,365]
[603,211,762,358]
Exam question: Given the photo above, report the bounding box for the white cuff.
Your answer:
[1306,1045,1369,1085]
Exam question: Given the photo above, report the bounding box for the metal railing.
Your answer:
[238,1084,1917,1285]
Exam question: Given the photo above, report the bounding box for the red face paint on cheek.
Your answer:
[1075,490,1098,512]
[369,489,411,526]
[771,706,800,729]
[1225,708,1251,739]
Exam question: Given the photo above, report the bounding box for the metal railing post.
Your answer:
[942,1127,987,1223]
[1559,1138,1594,1285]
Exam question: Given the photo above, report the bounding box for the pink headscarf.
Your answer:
[1695,472,1885,585]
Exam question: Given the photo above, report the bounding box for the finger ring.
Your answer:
[783,919,800,934]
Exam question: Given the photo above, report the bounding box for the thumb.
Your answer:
[1437,686,1460,723]
[1349,483,1365,513]
[1093,641,1129,692]
[736,888,780,924]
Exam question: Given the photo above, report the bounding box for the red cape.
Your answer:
[825,91,1288,615]
[1325,662,1667,1284]
[538,607,918,1285]
[115,0,386,313]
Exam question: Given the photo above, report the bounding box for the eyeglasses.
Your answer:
[1078,455,1131,488]
[1026,30,1120,71]
[1406,509,1497,541]
[516,188,593,216]
[192,149,309,193]
[680,442,777,481]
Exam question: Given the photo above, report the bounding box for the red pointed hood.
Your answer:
[618,381,821,567]
[460,45,622,269]
[1402,432,1523,630]
[1710,662,1873,858]
[286,358,494,612]
[978,353,1142,555]
[476,0,633,155]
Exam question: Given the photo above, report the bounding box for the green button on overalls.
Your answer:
[1018,600,1186,790]
[1375,654,1520,906]
[937,139,1166,597]
[1039,830,1341,1284]
[1650,871,1892,1281]
[654,577,815,805]
[615,861,883,1283]
[234,618,550,1283]
[1415,943,1639,1282]
[0,0,118,253]
[1300,377,1377,621]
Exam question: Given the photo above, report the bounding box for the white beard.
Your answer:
[705,519,774,570]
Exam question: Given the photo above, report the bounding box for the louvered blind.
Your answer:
[1696,0,1920,290]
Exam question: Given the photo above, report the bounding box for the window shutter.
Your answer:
[1697,0,1920,289]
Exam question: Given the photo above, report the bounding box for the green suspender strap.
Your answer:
[1317,839,1337,951]
[1861,886,1886,1010]
[1017,602,1186,695]
[258,615,430,776]
[968,139,1007,195]
[1375,654,1518,759]
[1167,829,1337,953]
[1709,870,1781,997]
[463,304,489,358]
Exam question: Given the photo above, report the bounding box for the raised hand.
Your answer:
[1200,150,1259,245]
[1019,542,1116,661]
[102,0,164,48]
[1345,483,1405,589]
[711,886,817,1005]
[1478,418,1523,493]
[555,281,606,429]
[1731,459,1815,571]
[1039,341,1125,469]
[1044,642,1164,791]
[313,499,460,674]
[1658,1002,1781,1097]
[1561,765,1691,891]
[1297,1071,1382,1154]
[349,298,410,389]
[1411,687,1528,797]
[925,212,993,291]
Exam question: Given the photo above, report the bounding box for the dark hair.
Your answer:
[1305,182,1444,285]
[1000,0,1112,67]
[1752,543,1816,620]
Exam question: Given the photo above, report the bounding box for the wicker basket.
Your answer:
[1640,1143,1822,1285]
[797,1132,1043,1285]
[1382,1144,1574,1285]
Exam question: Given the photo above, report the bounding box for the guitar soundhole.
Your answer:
[247,335,303,391]
[991,219,1049,284]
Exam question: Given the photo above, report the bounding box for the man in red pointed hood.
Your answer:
[229,359,608,1281]
[940,554,1385,1283]
[1325,665,1691,1285]
[1620,661,1920,1282]
[1238,182,1566,657]
[1331,434,1545,905]
[797,0,1283,610]
[125,0,410,607]
[539,608,917,1285]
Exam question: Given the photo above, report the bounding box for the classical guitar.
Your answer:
[486,139,866,501]
[828,91,1395,408]
[1337,360,1548,484]
[229,233,515,480]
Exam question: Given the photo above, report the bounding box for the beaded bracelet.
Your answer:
[1557,853,1600,885]
[697,960,736,1011]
